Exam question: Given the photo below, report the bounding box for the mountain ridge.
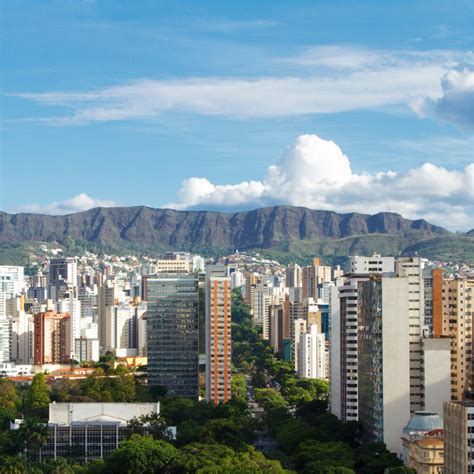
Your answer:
[1,205,472,264]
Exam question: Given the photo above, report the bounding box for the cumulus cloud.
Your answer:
[416,65,474,129]
[166,134,474,230]
[16,193,117,215]
[11,46,472,125]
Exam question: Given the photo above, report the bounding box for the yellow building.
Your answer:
[408,436,444,474]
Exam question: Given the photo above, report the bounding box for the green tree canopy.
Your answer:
[25,373,50,418]
[294,440,355,470]
[104,434,178,474]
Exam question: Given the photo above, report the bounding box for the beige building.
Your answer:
[444,400,474,474]
[442,278,474,400]
[408,436,444,474]
[155,258,192,273]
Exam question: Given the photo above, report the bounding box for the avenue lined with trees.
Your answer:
[0,292,414,473]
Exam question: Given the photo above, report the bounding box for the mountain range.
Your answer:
[1,206,473,265]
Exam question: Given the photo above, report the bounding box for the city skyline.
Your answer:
[2,0,474,230]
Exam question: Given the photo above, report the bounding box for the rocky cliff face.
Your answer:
[0,205,449,253]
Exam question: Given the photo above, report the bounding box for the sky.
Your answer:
[1,0,474,230]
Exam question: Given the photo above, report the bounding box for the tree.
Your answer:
[203,416,256,449]
[104,434,178,473]
[255,388,287,411]
[302,465,355,474]
[0,455,26,474]
[355,442,404,474]
[177,442,286,473]
[294,440,355,470]
[231,373,247,403]
[128,413,172,441]
[13,418,50,456]
[0,379,19,416]
[25,373,50,418]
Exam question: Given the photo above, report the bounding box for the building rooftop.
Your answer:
[414,437,444,448]
[403,411,443,436]
[49,402,160,426]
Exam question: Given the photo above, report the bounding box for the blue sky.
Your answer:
[1,0,474,229]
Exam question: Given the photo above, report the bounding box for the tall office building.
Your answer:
[49,258,77,301]
[358,276,411,455]
[205,265,232,404]
[286,264,302,289]
[441,278,474,400]
[302,258,332,300]
[147,273,199,398]
[444,400,474,474]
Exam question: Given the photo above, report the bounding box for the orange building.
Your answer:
[205,265,231,404]
[33,310,70,365]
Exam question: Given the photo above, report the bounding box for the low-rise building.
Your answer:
[26,402,160,462]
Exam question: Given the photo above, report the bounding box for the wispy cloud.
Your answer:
[10,46,474,126]
[14,193,118,215]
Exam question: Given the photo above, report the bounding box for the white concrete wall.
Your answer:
[424,337,451,418]
[49,402,160,425]
[382,277,411,456]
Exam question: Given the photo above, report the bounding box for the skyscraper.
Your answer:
[205,265,232,404]
[358,276,411,455]
[147,273,199,398]
[49,257,77,301]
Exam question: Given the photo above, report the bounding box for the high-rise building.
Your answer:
[302,258,331,300]
[298,324,326,379]
[286,264,302,289]
[147,273,199,398]
[0,265,24,319]
[33,310,70,364]
[444,400,474,473]
[205,265,232,404]
[269,304,284,353]
[396,256,425,413]
[331,274,370,422]
[57,294,81,361]
[441,278,474,400]
[349,254,395,274]
[358,276,411,455]
[48,258,77,301]
[292,317,307,372]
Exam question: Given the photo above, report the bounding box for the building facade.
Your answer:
[146,273,199,398]
[205,265,232,404]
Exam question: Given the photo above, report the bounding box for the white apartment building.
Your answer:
[396,257,425,413]
[298,324,326,379]
[349,254,395,274]
[358,276,411,456]
[0,265,24,319]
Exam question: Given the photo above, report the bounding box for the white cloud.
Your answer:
[417,65,474,129]
[12,46,473,125]
[166,134,474,230]
[16,193,117,215]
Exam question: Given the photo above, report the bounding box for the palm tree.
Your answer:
[15,418,50,460]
